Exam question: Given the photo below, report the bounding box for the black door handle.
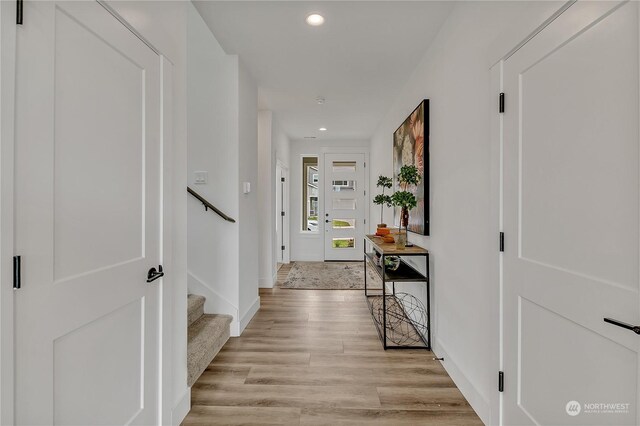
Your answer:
[604,317,640,335]
[147,265,164,283]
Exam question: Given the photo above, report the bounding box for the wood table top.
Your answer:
[365,234,428,255]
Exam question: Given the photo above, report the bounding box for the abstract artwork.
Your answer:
[393,99,429,235]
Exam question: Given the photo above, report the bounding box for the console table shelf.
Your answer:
[364,235,431,350]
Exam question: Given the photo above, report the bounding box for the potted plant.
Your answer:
[391,165,420,249]
[373,175,393,234]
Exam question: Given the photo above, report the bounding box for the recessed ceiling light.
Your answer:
[319,127,327,131]
[306,14,325,26]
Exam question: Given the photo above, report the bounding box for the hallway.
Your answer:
[183,287,481,425]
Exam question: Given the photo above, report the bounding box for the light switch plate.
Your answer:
[194,171,208,184]
[243,182,251,194]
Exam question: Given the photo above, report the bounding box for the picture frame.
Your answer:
[393,99,429,235]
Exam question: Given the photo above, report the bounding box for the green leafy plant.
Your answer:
[397,165,420,190]
[391,165,421,241]
[373,175,393,226]
[391,190,417,210]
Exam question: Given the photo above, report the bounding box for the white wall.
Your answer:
[258,111,291,288]
[186,6,260,336]
[237,60,260,328]
[368,2,564,424]
[290,139,370,261]
[258,111,274,287]
[273,117,290,169]
[186,4,240,327]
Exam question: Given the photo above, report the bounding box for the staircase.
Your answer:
[187,294,232,387]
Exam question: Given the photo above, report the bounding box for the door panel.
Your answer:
[54,5,146,281]
[324,153,366,261]
[14,2,162,424]
[502,1,639,424]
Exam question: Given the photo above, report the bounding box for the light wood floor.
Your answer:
[182,271,481,425]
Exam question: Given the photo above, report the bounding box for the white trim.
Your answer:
[487,1,576,68]
[489,60,504,426]
[171,387,191,426]
[239,296,261,335]
[299,153,320,235]
[434,339,490,424]
[159,55,174,426]
[97,1,161,56]
[276,160,290,265]
[259,275,275,289]
[187,272,239,318]
[0,1,17,423]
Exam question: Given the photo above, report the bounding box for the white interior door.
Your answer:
[324,153,366,261]
[14,2,162,424]
[276,164,284,263]
[502,1,639,424]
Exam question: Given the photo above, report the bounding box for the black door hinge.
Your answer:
[281,245,285,251]
[499,232,504,252]
[13,256,21,289]
[281,211,285,217]
[281,177,285,182]
[498,371,504,392]
[16,0,23,25]
[499,93,505,113]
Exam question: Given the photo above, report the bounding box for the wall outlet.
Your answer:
[194,171,208,184]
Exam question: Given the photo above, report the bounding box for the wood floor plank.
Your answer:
[309,352,442,368]
[183,405,301,426]
[212,350,311,366]
[246,365,455,388]
[300,407,483,426]
[191,383,382,409]
[194,365,251,384]
[224,337,344,353]
[183,278,482,425]
[377,387,474,411]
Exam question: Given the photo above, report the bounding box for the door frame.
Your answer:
[0,3,175,424]
[276,160,290,265]
[489,2,590,424]
[321,147,369,261]
[0,2,18,423]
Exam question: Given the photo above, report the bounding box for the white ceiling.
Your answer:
[193,1,454,140]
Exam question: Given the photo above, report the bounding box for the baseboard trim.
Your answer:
[239,296,261,335]
[259,275,275,288]
[172,387,191,426]
[433,339,490,424]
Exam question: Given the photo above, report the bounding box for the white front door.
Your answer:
[502,1,639,424]
[324,153,366,261]
[14,2,162,424]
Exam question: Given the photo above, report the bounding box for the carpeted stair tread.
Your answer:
[187,313,232,387]
[187,294,206,327]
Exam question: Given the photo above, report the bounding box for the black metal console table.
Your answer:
[364,235,430,350]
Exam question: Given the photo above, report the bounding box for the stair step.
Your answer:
[187,294,206,327]
[187,313,232,387]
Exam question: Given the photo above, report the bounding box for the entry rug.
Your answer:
[280,261,381,290]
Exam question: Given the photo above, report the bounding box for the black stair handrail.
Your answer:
[187,187,236,223]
